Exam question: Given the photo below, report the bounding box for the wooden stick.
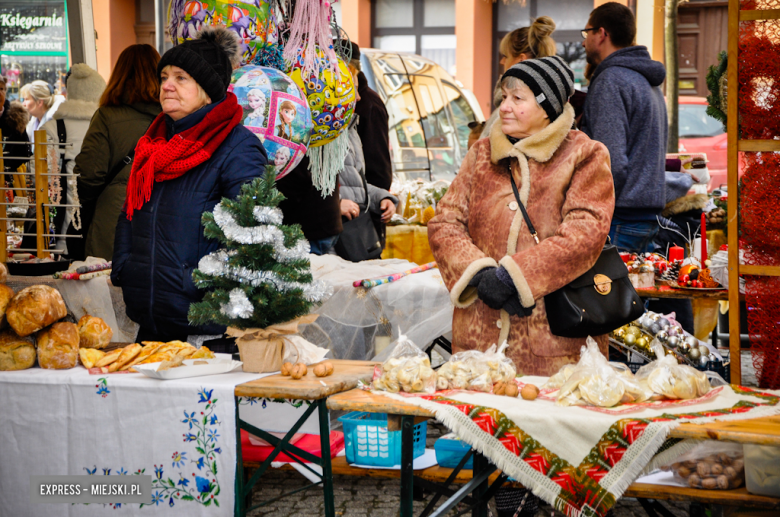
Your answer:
[33,130,49,259]
[0,129,6,263]
[727,0,740,384]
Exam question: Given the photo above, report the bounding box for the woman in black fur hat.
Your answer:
[111,26,268,342]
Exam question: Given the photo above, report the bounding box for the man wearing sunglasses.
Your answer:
[580,2,668,255]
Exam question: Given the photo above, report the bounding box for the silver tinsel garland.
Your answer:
[212,202,310,263]
[198,250,330,302]
[220,288,254,319]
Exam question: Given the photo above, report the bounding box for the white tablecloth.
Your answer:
[0,366,263,516]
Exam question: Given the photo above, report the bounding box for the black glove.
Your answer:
[467,267,496,289]
[503,296,536,317]
[477,269,517,310]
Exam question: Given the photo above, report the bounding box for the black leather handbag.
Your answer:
[509,175,644,338]
[334,174,383,262]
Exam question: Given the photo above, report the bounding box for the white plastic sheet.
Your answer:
[306,255,453,360]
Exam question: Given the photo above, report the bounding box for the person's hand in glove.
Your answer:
[469,266,534,316]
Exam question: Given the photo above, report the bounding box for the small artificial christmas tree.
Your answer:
[188,175,329,330]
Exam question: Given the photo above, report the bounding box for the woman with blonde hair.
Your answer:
[20,79,64,149]
[482,16,557,138]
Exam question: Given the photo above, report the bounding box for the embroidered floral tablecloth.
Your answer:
[382,377,780,517]
[0,366,264,516]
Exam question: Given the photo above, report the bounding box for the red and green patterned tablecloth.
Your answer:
[383,379,780,517]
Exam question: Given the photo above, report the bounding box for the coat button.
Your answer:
[496,319,502,329]
[508,201,518,211]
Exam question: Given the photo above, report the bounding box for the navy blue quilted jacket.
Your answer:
[111,100,267,337]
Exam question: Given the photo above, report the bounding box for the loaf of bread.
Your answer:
[0,284,15,327]
[37,322,79,369]
[7,285,68,337]
[77,315,113,349]
[0,329,35,370]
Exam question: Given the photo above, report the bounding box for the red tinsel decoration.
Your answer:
[738,15,780,389]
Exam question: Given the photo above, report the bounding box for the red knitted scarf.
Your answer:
[125,92,243,220]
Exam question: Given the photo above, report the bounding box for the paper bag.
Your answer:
[226,314,319,373]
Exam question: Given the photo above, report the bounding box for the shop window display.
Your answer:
[0,0,68,99]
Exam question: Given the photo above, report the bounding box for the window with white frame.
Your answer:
[372,0,456,76]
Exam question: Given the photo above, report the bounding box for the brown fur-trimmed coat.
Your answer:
[428,104,615,375]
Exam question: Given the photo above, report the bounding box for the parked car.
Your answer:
[360,49,485,183]
[677,96,728,192]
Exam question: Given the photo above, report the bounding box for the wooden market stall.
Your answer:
[726,0,780,385]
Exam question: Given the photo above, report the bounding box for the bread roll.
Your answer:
[0,262,8,283]
[77,315,113,349]
[0,284,15,328]
[0,329,35,370]
[37,322,79,369]
[7,285,68,337]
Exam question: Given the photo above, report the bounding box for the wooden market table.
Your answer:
[635,285,733,301]
[327,389,780,516]
[232,360,377,517]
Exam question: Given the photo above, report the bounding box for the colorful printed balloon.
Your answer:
[229,65,312,179]
[287,49,356,148]
[167,0,279,66]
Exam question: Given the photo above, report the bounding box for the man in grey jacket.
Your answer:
[580,2,668,253]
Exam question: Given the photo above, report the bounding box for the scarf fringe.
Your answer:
[307,131,349,198]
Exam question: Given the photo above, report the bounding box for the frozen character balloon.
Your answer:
[167,0,278,66]
[243,89,266,127]
[276,100,297,141]
[274,146,292,170]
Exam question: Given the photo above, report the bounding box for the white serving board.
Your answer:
[133,355,242,380]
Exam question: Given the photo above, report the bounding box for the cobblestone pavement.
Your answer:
[246,468,692,517]
[246,356,757,517]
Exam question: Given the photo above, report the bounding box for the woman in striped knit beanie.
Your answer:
[429,55,615,514]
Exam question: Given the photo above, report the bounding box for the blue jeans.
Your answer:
[608,219,659,254]
[309,235,340,255]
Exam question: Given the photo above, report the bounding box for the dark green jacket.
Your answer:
[75,102,161,261]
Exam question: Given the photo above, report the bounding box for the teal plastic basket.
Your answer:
[338,412,427,467]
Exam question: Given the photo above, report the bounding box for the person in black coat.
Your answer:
[277,155,343,255]
[111,27,267,341]
[0,75,31,174]
[354,70,391,191]
[346,41,393,245]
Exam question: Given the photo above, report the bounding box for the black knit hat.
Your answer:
[158,26,241,102]
[501,56,575,121]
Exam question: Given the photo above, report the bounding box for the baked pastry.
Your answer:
[77,315,113,349]
[7,285,68,337]
[0,329,36,370]
[79,348,106,369]
[189,346,215,360]
[0,284,15,328]
[37,322,79,369]
[120,342,164,371]
[0,262,8,283]
[94,348,122,368]
[108,344,142,372]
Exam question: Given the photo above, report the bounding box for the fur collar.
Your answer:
[490,103,575,164]
[53,100,100,121]
[662,193,709,217]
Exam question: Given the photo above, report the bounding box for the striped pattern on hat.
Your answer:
[501,56,575,121]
